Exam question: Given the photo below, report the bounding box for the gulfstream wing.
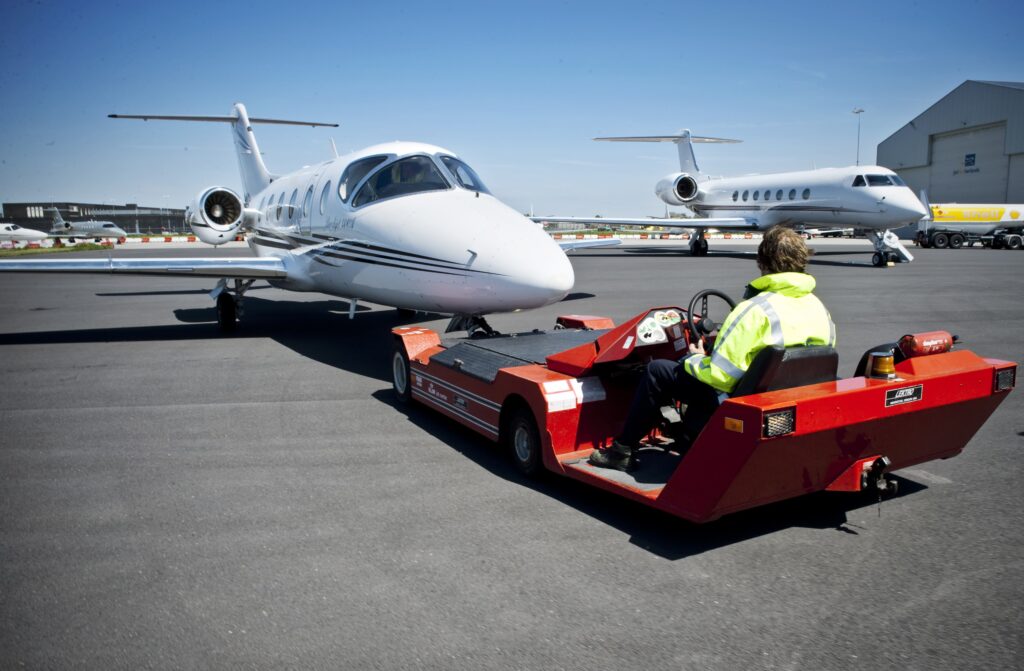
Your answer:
[0,256,288,278]
[531,216,751,228]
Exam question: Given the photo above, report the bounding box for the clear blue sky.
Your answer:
[1,0,1020,217]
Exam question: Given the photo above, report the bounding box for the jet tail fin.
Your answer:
[45,207,67,230]
[594,131,740,176]
[109,104,338,203]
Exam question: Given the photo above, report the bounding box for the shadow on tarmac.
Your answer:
[0,296,428,383]
[377,388,929,560]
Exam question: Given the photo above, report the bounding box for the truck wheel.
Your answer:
[1007,235,1023,250]
[392,347,412,404]
[931,233,949,249]
[949,233,964,249]
[505,406,542,476]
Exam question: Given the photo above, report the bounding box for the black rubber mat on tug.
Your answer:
[434,329,609,383]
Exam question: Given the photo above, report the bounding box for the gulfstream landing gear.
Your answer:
[212,278,254,334]
[865,229,914,268]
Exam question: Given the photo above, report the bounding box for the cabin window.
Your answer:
[288,189,298,220]
[732,191,738,202]
[753,190,760,201]
[320,181,332,215]
[852,175,866,187]
[742,190,749,201]
[763,190,771,201]
[440,156,490,193]
[802,188,811,200]
[276,192,285,220]
[338,155,389,202]
[788,189,796,200]
[775,189,783,200]
[302,187,313,217]
[352,155,450,207]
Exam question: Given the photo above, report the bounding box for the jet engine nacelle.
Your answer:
[187,187,244,245]
[655,172,701,206]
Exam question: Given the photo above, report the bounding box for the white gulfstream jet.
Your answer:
[47,208,128,242]
[0,223,48,243]
[0,103,583,334]
[533,131,929,267]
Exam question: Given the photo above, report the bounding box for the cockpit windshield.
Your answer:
[352,155,450,207]
[102,223,116,228]
[440,156,490,194]
[864,174,907,187]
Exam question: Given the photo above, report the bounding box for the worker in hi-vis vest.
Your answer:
[589,226,836,472]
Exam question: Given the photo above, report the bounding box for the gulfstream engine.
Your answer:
[187,187,244,245]
[655,172,701,206]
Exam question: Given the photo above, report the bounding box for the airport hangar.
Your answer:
[0,202,185,235]
[877,80,1024,203]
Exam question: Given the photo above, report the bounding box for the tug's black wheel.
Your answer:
[505,406,542,476]
[216,293,237,334]
[392,347,412,404]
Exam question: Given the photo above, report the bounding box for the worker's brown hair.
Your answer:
[757,226,811,274]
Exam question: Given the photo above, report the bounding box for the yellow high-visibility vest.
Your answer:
[683,272,835,393]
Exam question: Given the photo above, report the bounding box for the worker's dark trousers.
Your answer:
[618,359,721,446]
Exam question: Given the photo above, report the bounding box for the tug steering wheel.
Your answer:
[687,289,737,347]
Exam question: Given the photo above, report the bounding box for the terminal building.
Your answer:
[1,202,186,235]
[877,80,1024,203]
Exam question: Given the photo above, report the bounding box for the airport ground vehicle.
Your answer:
[392,294,1016,523]
[915,203,1024,250]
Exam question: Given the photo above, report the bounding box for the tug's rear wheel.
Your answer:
[216,293,237,334]
[505,406,542,476]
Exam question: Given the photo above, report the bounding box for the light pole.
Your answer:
[852,108,865,166]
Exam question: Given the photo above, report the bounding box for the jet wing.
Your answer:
[0,256,288,279]
[531,216,752,229]
[557,238,622,251]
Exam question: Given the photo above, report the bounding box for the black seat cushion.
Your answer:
[730,345,838,397]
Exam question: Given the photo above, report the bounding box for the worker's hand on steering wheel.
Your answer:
[687,338,706,356]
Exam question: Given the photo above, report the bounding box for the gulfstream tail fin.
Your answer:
[594,130,741,176]
[109,104,338,203]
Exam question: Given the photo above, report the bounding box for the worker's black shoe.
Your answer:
[588,441,636,472]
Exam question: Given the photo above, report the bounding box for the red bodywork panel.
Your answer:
[393,312,1015,523]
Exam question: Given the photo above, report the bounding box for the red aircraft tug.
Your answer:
[391,290,1016,523]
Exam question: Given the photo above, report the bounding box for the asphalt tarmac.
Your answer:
[1,240,1021,669]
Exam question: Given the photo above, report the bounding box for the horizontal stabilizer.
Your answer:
[109,114,338,128]
[0,257,288,279]
[595,135,741,144]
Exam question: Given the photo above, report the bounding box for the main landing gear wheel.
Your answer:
[686,289,736,344]
[505,406,542,476]
[690,238,709,257]
[216,293,237,334]
[392,347,412,404]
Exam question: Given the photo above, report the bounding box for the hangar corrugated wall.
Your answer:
[877,81,1024,203]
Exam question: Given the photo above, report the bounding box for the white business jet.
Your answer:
[534,131,929,267]
[0,103,583,334]
[0,223,48,243]
[46,208,128,242]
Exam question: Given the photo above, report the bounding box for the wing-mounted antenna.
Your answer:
[594,131,740,177]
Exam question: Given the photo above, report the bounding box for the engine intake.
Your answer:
[655,173,701,205]
[187,187,244,245]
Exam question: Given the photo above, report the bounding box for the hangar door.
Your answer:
[929,123,1007,202]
